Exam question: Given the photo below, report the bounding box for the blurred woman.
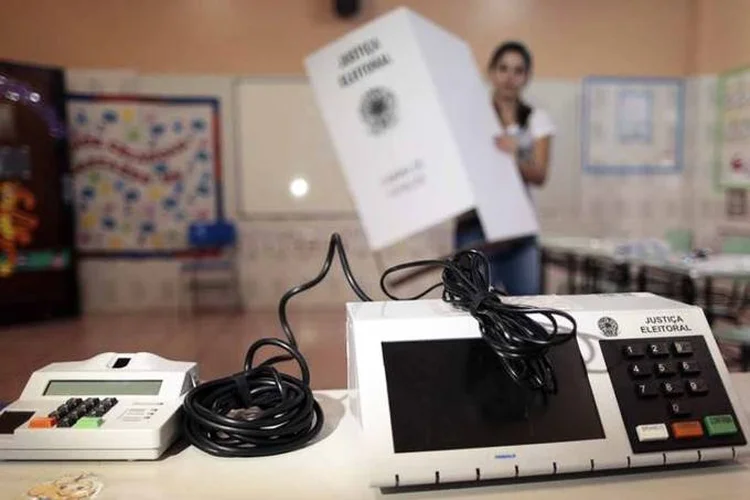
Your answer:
[454,41,554,295]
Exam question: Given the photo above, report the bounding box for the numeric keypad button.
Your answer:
[648,343,670,358]
[687,379,709,396]
[661,381,684,396]
[629,363,650,379]
[668,401,690,417]
[679,360,700,375]
[623,345,645,359]
[636,382,658,398]
[672,341,693,356]
[654,362,676,377]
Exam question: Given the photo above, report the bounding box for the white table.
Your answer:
[542,236,627,260]
[541,237,750,321]
[542,235,750,281]
[4,376,750,499]
[638,254,750,280]
[541,236,630,294]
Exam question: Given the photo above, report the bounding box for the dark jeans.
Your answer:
[454,220,541,296]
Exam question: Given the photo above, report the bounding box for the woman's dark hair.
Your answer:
[488,41,533,129]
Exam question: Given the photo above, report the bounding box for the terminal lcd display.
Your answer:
[44,380,162,396]
[381,337,604,453]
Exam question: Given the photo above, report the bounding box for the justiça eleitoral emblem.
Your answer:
[359,87,397,135]
[598,316,619,337]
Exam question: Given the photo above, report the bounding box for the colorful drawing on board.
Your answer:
[67,95,222,255]
[0,181,38,277]
[715,66,750,189]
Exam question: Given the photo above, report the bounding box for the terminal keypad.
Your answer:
[601,336,746,453]
[28,397,118,430]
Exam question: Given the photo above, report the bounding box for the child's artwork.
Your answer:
[582,77,684,175]
[715,66,750,189]
[67,95,222,255]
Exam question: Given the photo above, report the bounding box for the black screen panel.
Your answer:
[382,337,605,454]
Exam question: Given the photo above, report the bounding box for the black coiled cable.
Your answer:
[182,234,371,457]
[182,233,577,457]
[379,248,578,394]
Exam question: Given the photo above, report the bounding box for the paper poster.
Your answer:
[67,95,222,255]
[582,77,684,174]
[715,66,750,188]
[617,89,653,143]
[726,188,748,217]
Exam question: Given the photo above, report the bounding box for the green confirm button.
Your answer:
[704,415,738,436]
[73,417,103,429]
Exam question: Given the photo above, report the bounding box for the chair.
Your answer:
[713,327,750,371]
[710,235,750,369]
[181,220,242,314]
[721,235,750,254]
[711,236,750,319]
[664,228,694,254]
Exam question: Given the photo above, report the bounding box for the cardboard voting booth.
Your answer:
[305,7,538,250]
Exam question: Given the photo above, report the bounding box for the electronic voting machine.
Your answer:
[0,352,197,460]
[346,293,750,487]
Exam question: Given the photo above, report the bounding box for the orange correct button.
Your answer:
[29,417,56,429]
[671,421,704,439]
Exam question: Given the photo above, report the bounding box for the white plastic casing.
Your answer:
[0,352,197,460]
[346,293,750,487]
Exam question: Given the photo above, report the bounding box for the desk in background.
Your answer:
[4,375,750,499]
[541,236,631,295]
[541,237,750,325]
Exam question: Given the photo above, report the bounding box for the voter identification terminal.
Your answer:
[0,353,198,460]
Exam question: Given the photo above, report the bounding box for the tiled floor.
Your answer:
[0,308,347,404]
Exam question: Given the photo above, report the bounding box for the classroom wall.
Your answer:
[694,0,750,74]
[0,0,694,78]
[689,0,750,248]
[5,0,749,312]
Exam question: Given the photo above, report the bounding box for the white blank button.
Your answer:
[636,423,669,442]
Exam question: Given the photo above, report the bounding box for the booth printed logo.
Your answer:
[598,316,619,337]
[359,87,397,135]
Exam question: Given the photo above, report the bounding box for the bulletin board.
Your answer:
[67,94,223,256]
[582,77,684,175]
[715,66,750,189]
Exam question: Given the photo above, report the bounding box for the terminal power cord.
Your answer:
[182,233,577,457]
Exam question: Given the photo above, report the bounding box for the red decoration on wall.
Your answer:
[0,181,39,277]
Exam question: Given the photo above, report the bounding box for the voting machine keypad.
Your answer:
[601,336,746,453]
[32,397,118,429]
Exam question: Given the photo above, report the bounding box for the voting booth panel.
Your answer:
[305,7,537,250]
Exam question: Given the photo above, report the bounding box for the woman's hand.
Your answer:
[494,135,518,156]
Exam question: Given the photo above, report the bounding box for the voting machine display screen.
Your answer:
[382,338,604,453]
